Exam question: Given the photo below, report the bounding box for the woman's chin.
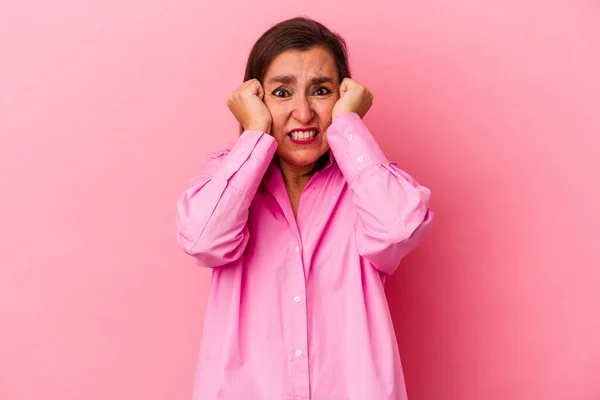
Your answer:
[279,148,328,169]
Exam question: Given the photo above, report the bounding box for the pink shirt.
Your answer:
[176,112,434,400]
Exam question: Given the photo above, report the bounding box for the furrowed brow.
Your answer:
[268,75,296,85]
[310,76,334,85]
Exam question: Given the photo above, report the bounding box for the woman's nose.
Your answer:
[291,96,314,124]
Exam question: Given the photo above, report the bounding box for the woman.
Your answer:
[176,16,434,400]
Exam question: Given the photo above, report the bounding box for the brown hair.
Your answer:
[244,16,351,83]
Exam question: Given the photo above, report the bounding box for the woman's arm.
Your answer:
[176,131,277,267]
[326,112,434,275]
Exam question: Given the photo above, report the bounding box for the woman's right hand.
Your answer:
[226,79,272,134]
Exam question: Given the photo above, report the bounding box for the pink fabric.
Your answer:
[176,112,434,400]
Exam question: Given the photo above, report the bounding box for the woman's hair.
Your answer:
[244,16,351,83]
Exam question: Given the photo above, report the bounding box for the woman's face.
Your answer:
[262,46,340,170]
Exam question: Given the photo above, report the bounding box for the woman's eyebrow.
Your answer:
[268,75,296,85]
[310,77,334,85]
[267,76,334,85]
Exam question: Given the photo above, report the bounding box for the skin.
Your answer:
[226,46,373,216]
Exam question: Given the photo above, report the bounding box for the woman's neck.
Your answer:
[277,159,317,194]
[274,151,330,192]
[273,157,318,218]
[273,152,330,217]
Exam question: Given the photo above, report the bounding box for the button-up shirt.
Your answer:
[176,112,434,400]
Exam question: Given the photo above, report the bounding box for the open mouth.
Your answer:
[288,128,319,144]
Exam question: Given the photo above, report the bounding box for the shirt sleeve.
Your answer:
[326,112,434,275]
[175,130,278,267]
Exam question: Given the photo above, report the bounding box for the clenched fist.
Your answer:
[226,79,272,133]
[332,78,373,119]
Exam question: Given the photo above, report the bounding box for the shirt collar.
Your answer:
[321,149,335,170]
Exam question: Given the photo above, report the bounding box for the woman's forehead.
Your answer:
[264,47,338,83]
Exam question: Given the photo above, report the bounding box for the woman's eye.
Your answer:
[313,87,331,96]
[272,89,290,98]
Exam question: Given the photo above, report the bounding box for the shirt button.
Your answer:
[295,245,300,252]
[357,155,364,162]
[347,133,354,140]
[293,296,301,303]
[295,349,303,357]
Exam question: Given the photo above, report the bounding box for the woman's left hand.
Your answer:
[332,78,373,119]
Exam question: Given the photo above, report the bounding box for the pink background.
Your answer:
[1,1,599,399]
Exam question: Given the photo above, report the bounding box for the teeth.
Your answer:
[290,130,317,140]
